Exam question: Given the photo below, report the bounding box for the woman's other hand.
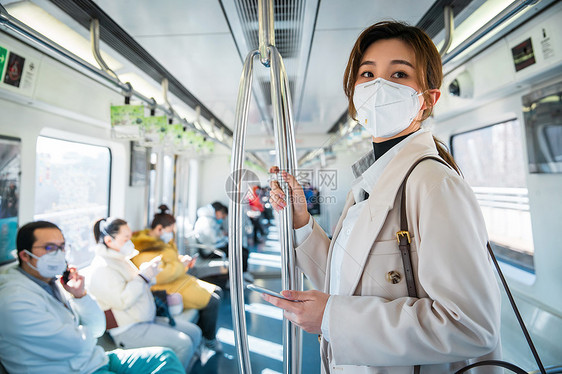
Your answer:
[139,255,163,282]
[180,255,196,269]
[268,166,310,229]
[262,290,329,334]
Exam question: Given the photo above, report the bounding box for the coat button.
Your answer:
[386,270,402,284]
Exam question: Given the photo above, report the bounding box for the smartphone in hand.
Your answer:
[246,284,299,301]
[62,269,71,284]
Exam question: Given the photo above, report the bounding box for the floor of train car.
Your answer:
[191,223,322,374]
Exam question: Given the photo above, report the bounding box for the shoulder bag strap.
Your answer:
[397,156,447,374]
[397,156,546,374]
[397,156,447,298]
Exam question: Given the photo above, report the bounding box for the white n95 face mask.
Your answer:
[353,78,423,138]
[160,232,173,244]
[118,240,137,258]
[24,249,67,278]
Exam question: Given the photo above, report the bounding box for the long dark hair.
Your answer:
[94,217,128,245]
[151,204,176,229]
[343,21,460,175]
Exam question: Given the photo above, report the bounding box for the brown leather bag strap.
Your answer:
[397,156,451,374]
[397,156,450,299]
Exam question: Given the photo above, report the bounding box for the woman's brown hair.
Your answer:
[343,21,460,174]
[151,204,176,229]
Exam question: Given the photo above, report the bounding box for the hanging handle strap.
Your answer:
[397,156,546,374]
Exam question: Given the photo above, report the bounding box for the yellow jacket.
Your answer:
[131,229,214,309]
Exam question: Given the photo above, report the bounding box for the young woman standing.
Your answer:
[266,21,501,374]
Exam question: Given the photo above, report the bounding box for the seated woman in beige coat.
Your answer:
[85,217,201,370]
[131,205,223,352]
[265,22,502,374]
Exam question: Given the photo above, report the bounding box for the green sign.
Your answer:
[110,105,144,127]
[0,46,8,78]
[140,116,168,145]
[143,115,167,131]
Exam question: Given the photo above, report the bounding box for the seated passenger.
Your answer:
[131,205,223,352]
[194,202,229,251]
[0,221,184,374]
[194,201,251,280]
[86,217,202,369]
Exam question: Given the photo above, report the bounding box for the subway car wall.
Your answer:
[428,3,562,367]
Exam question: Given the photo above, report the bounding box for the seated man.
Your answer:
[0,221,184,374]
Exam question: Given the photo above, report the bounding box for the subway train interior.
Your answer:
[0,0,561,373]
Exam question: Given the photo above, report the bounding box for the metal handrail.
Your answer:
[438,6,454,56]
[269,43,302,374]
[229,48,259,374]
[228,1,302,373]
[0,6,224,146]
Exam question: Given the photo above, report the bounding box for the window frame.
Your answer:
[33,135,112,267]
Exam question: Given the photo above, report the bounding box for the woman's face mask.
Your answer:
[24,249,67,278]
[353,78,423,138]
[118,240,136,258]
[160,231,174,244]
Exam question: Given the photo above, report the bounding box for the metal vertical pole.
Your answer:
[269,45,302,374]
[258,0,274,66]
[229,1,302,373]
[229,49,259,374]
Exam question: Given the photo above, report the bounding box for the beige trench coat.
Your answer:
[295,131,502,374]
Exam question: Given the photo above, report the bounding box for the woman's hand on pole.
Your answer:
[262,290,329,334]
[269,166,310,229]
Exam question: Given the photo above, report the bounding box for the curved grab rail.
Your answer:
[228,3,303,373]
[229,48,259,374]
[269,44,303,374]
[228,44,303,374]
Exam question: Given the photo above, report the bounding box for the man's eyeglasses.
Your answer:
[32,244,69,253]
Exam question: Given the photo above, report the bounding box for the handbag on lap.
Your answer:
[152,290,176,326]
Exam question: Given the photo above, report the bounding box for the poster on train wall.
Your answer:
[0,136,21,264]
[0,43,40,97]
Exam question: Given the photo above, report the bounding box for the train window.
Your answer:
[523,82,562,173]
[147,151,175,223]
[0,136,21,264]
[161,153,175,209]
[451,120,535,272]
[34,136,111,267]
[147,152,157,223]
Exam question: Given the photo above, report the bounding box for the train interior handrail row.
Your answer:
[0,0,561,373]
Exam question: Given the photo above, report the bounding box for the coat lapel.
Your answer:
[337,131,440,296]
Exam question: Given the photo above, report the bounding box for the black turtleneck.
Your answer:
[372,132,413,161]
[362,132,414,200]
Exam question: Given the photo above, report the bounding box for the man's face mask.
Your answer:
[24,249,67,278]
[353,78,423,138]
